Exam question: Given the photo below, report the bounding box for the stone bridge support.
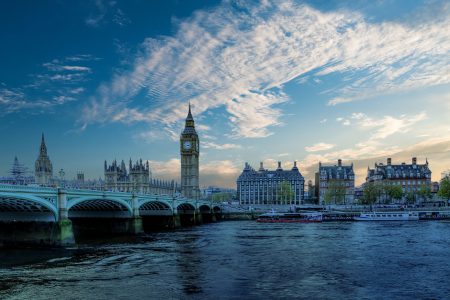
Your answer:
[172,205,181,228]
[130,193,144,234]
[55,188,75,246]
[194,209,203,225]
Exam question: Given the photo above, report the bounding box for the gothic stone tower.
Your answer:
[35,134,53,185]
[180,103,200,199]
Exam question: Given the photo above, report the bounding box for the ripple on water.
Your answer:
[1,221,450,299]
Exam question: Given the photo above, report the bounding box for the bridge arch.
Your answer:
[139,200,173,216]
[67,196,132,218]
[177,203,196,213]
[0,192,58,221]
[199,204,211,213]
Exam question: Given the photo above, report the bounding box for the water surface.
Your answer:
[1,221,450,299]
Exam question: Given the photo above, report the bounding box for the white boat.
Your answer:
[257,212,323,223]
[354,211,419,221]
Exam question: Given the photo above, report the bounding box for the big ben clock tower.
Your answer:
[180,103,200,199]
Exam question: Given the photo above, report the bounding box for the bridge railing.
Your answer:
[0,184,57,193]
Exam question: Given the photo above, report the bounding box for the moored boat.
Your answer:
[256,212,323,223]
[354,211,419,221]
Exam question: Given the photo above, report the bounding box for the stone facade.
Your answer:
[318,159,355,204]
[180,103,200,199]
[366,157,431,194]
[104,159,176,194]
[237,161,305,205]
[35,134,53,186]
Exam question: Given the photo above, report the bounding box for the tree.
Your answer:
[438,176,450,204]
[362,182,379,206]
[211,192,234,202]
[277,181,295,205]
[387,185,403,203]
[417,184,432,201]
[405,191,416,205]
[323,179,346,205]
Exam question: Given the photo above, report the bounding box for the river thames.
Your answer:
[1,220,450,299]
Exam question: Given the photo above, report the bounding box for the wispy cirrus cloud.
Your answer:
[86,0,130,28]
[81,0,450,139]
[0,88,60,115]
[0,54,96,116]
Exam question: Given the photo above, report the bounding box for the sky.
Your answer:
[0,0,449,188]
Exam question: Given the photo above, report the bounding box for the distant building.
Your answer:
[318,159,355,204]
[35,134,53,186]
[431,181,440,194]
[366,157,432,194]
[237,161,304,205]
[77,172,85,184]
[0,157,34,185]
[104,159,178,195]
[201,186,235,200]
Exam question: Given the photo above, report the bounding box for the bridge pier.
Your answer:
[56,188,75,246]
[172,213,181,228]
[130,194,144,234]
[129,217,143,234]
[194,209,203,225]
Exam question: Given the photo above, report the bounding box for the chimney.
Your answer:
[277,161,282,170]
[412,157,417,165]
[338,159,342,166]
[259,162,264,171]
[387,158,391,165]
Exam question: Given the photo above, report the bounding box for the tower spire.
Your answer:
[186,101,193,121]
[40,133,47,156]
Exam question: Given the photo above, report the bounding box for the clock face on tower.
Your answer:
[183,141,192,150]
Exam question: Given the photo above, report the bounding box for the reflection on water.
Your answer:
[1,221,450,299]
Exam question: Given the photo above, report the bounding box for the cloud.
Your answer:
[305,142,336,152]
[43,62,91,72]
[148,158,180,179]
[301,137,450,185]
[351,111,427,140]
[319,118,327,124]
[81,0,450,139]
[113,8,131,27]
[86,0,130,27]
[336,117,351,126]
[65,54,101,62]
[147,158,240,188]
[0,88,54,115]
[202,142,241,150]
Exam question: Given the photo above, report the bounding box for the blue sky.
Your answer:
[1,0,449,188]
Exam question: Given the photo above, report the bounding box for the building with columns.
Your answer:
[180,103,200,199]
[317,159,355,204]
[237,161,304,205]
[35,134,53,186]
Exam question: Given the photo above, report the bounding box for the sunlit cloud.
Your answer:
[305,142,336,152]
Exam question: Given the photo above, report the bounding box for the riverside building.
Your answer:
[366,157,432,193]
[317,159,355,204]
[237,161,305,205]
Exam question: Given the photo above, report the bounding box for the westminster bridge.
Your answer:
[0,184,222,246]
